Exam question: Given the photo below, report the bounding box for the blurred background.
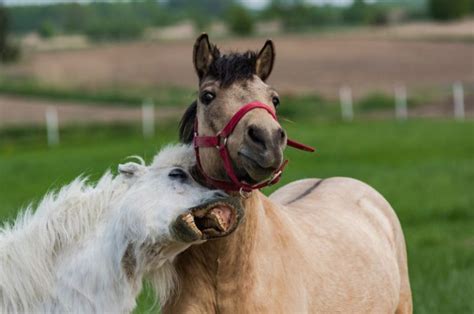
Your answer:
[0,0,473,313]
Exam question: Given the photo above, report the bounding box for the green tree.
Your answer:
[226,4,254,36]
[344,0,372,24]
[167,0,233,17]
[38,21,56,38]
[429,0,471,20]
[0,4,20,63]
[0,5,7,51]
[85,19,145,42]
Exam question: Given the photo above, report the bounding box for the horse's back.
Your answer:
[269,178,324,205]
[269,177,412,313]
[270,177,400,240]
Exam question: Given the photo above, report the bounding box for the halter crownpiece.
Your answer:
[193,101,315,192]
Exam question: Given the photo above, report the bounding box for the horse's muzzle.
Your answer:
[170,196,243,243]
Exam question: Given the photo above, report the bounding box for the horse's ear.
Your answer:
[118,161,145,178]
[256,40,275,81]
[193,33,215,80]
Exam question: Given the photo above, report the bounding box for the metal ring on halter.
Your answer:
[216,136,228,150]
[239,187,251,199]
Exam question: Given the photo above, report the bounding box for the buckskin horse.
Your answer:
[164,34,412,313]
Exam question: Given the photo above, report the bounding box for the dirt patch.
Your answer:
[4,34,473,98]
[0,96,183,126]
[371,20,474,41]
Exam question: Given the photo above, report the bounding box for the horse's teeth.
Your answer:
[183,213,194,223]
[207,212,227,231]
[182,214,202,236]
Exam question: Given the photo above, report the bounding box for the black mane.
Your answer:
[179,49,258,143]
[179,100,197,143]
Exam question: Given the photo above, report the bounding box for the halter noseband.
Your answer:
[193,101,314,192]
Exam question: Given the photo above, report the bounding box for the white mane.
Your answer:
[0,144,196,313]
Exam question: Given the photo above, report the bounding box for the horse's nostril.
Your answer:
[247,127,256,141]
[279,128,286,140]
[247,126,266,147]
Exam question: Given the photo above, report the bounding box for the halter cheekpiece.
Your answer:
[193,101,315,193]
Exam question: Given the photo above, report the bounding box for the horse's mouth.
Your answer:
[238,152,281,184]
[171,197,242,242]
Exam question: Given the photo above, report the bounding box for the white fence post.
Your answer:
[45,106,59,147]
[453,82,465,121]
[394,85,408,120]
[142,99,155,138]
[339,86,353,122]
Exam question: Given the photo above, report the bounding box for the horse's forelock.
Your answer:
[207,51,258,87]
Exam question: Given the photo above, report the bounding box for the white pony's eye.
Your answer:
[168,168,189,182]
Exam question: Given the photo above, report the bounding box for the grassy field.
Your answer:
[0,118,473,313]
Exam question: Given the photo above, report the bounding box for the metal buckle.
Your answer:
[269,170,282,185]
[239,187,251,199]
[216,135,228,150]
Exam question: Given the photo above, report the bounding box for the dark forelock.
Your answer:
[206,49,258,87]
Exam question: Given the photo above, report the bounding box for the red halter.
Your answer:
[193,101,315,192]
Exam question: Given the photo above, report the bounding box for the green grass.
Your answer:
[0,119,473,313]
[356,92,395,112]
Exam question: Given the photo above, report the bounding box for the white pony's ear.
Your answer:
[118,162,145,178]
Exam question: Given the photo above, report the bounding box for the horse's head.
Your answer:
[116,145,243,262]
[96,145,242,305]
[180,34,286,187]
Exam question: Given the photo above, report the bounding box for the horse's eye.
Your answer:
[168,168,188,181]
[272,96,280,108]
[200,91,215,105]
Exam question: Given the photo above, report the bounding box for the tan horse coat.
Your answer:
[169,34,412,313]
[164,177,412,313]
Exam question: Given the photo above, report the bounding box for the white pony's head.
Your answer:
[112,144,243,302]
[117,144,242,247]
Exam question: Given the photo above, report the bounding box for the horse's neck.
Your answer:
[0,176,129,312]
[165,191,284,312]
[51,218,142,313]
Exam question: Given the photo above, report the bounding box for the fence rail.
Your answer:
[35,81,470,147]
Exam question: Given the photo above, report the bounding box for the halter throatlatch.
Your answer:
[193,101,315,192]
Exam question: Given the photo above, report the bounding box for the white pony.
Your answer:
[0,144,242,313]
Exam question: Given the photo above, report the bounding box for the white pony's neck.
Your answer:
[52,212,143,313]
[0,172,134,312]
[51,195,180,313]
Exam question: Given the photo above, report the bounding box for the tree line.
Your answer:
[0,0,473,60]
[0,5,19,63]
